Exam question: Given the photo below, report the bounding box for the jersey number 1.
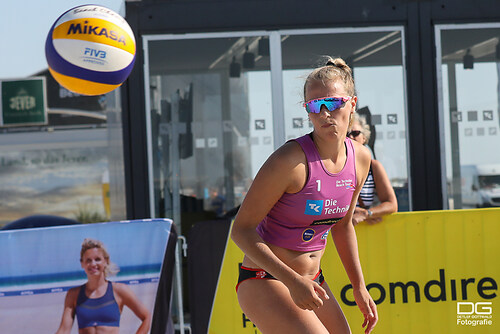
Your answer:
[316,180,321,192]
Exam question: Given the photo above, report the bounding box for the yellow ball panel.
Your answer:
[49,68,121,96]
[52,18,135,54]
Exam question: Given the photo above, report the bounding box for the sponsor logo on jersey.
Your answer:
[345,182,356,190]
[323,204,350,215]
[304,200,324,215]
[302,228,315,242]
[336,179,354,188]
[310,217,342,226]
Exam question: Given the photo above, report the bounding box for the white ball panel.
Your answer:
[53,39,134,72]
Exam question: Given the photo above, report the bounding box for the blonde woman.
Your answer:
[56,239,151,334]
[232,57,377,334]
[348,113,398,224]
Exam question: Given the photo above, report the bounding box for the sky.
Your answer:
[0,0,124,79]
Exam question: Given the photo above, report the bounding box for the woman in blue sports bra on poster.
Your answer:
[56,239,151,334]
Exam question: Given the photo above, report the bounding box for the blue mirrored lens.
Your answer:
[305,98,344,113]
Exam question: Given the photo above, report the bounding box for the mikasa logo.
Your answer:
[67,21,127,45]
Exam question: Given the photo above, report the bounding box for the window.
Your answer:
[281,28,411,211]
[145,34,273,228]
[436,24,500,209]
[0,78,126,225]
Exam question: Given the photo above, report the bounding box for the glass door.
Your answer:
[145,33,274,231]
[436,24,500,209]
[144,32,275,331]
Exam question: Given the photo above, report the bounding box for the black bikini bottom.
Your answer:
[236,266,324,292]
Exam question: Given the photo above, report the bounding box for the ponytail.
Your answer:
[304,56,355,100]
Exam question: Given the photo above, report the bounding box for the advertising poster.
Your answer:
[0,77,47,127]
[0,219,174,333]
[209,208,499,334]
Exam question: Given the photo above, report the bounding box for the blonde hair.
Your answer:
[303,56,356,101]
[80,238,120,277]
[352,112,371,142]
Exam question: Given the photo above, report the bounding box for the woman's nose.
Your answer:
[320,106,331,117]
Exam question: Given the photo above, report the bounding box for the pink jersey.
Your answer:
[256,134,357,251]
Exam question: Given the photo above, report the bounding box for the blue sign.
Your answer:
[304,200,323,215]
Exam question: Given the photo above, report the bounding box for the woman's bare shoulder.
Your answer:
[269,140,306,168]
[370,159,384,171]
[242,139,307,204]
[67,286,80,295]
[111,281,126,290]
[111,282,133,295]
[64,286,80,305]
[351,140,371,167]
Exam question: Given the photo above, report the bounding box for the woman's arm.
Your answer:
[55,288,77,334]
[355,159,398,224]
[330,142,378,334]
[231,142,329,310]
[115,283,151,334]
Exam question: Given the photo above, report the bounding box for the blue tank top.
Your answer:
[75,281,120,329]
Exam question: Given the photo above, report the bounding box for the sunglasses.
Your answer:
[303,96,351,114]
[348,130,362,138]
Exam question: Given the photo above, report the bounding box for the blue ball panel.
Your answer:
[45,26,135,86]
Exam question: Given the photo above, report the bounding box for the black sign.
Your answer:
[255,119,265,130]
[467,111,478,122]
[387,114,398,125]
[483,110,493,121]
[292,118,303,128]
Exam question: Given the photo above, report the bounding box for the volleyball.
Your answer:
[45,5,136,96]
